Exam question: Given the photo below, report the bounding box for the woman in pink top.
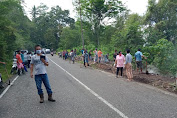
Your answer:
[115,51,125,78]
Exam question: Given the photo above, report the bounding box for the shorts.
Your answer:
[17,63,24,69]
[136,61,142,69]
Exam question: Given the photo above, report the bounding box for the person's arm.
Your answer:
[41,56,49,66]
[30,64,34,78]
[125,55,128,65]
[114,58,117,67]
[0,61,5,64]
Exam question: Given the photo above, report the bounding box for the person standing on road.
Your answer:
[84,50,89,67]
[0,61,6,88]
[74,49,77,56]
[125,49,133,81]
[93,48,98,63]
[70,50,75,64]
[62,50,65,60]
[65,50,68,60]
[113,50,118,62]
[97,49,102,63]
[27,52,31,68]
[89,50,92,61]
[30,45,55,103]
[21,51,28,72]
[16,51,24,75]
[135,48,146,73]
[115,51,125,78]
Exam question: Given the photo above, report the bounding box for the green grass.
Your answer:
[0,63,12,82]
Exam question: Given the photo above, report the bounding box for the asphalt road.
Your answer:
[0,54,177,118]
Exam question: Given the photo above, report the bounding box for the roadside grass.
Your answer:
[0,63,12,82]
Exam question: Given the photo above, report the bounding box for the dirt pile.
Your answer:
[88,61,177,94]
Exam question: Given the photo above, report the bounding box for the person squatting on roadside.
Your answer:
[30,45,55,103]
[16,51,25,75]
[115,51,125,78]
[125,49,133,81]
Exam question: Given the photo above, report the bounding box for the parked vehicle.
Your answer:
[46,49,51,54]
[11,58,17,74]
[13,50,28,65]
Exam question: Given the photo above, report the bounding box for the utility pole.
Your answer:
[79,0,84,49]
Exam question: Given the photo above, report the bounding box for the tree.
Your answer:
[73,0,126,46]
[145,0,177,45]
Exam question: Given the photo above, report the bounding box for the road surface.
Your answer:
[0,55,177,118]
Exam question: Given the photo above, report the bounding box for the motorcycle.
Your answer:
[51,52,54,56]
[11,58,17,74]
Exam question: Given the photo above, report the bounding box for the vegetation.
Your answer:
[0,0,176,81]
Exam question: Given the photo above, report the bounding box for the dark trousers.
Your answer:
[28,60,31,68]
[117,67,123,76]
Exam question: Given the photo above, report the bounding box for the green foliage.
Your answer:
[146,39,177,75]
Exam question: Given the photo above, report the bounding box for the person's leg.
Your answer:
[130,63,133,80]
[136,61,139,72]
[96,55,98,63]
[140,61,143,73]
[17,63,21,75]
[42,74,52,94]
[126,63,131,79]
[35,75,43,95]
[42,74,55,102]
[126,64,129,79]
[120,67,123,76]
[84,58,86,67]
[116,67,119,77]
[35,75,44,103]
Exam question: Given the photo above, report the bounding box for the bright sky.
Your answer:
[23,0,149,19]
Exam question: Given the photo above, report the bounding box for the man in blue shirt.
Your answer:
[135,49,146,73]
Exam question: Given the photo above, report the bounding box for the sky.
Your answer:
[23,0,149,19]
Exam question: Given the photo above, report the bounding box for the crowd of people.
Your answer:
[0,46,146,103]
[60,48,146,81]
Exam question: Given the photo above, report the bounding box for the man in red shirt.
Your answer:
[16,51,24,75]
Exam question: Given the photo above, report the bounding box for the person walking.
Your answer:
[135,48,146,73]
[93,49,98,63]
[30,45,55,103]
[125,49,133,81]
[16,51,24,75]
[115,51,125,78]
[97,49,102,63]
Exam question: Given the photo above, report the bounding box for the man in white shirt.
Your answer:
[30,45,55,103]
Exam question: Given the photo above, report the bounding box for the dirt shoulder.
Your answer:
[76,57,177,94]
